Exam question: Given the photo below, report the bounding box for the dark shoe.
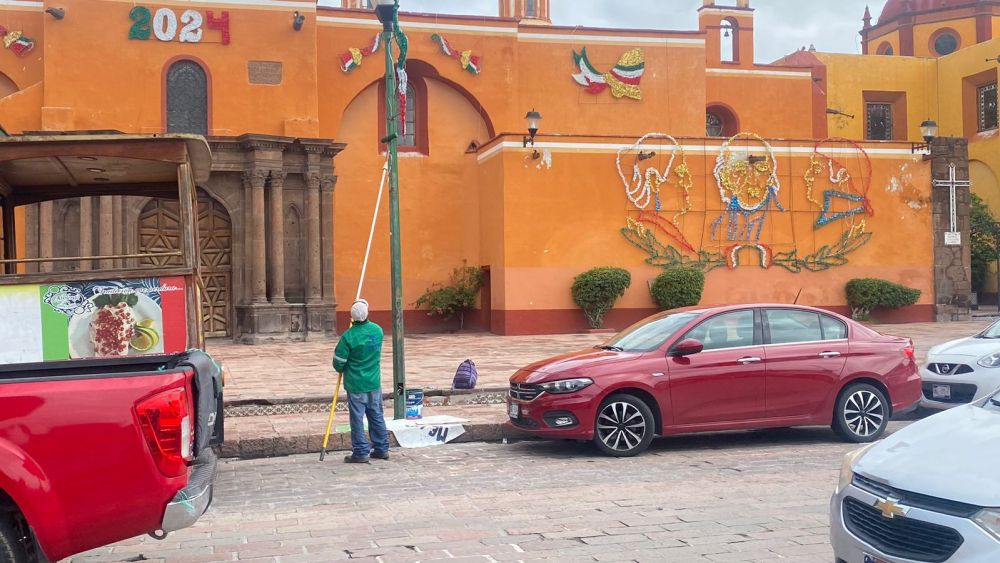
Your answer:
[344,455,370,464]
[371,451,390,460]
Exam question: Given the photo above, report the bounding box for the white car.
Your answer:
[921,320,1000,410]
[831,394,1000,563]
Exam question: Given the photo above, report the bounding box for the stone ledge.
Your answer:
[218,421,535,460]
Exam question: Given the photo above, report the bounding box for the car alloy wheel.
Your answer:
[844,390,884,437]
[597,402,645,451]
[833,383,889,443]
[592,394,656,457]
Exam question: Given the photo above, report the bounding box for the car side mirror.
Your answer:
[670,339,704,357]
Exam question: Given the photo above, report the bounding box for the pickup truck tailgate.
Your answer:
[0,353,222,561]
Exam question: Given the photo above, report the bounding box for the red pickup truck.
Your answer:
[0,134,224,561]
[0,353,222,562]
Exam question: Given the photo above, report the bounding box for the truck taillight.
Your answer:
[904,339,916,360]
[136,388,192,477]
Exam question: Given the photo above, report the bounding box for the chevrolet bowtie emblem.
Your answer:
[874,497,907,519]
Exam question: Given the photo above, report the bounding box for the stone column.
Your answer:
[242,172,254,304]
[38,201,53,273]
[110,196,120,268]
[24,204,38,274]
[930,137,972,322]
[268,172,287,304]
[320,174,337,335]
[306,173,322,303]
[79,197,93,271]
[99,196,114,270]
[248,170,269,303]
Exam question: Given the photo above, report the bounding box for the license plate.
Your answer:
[933,384,952,400]
[864,554,890,563]
[508,402,520,418]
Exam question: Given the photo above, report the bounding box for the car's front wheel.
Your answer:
[833,383,889,443]
[0,514,30,563]
[593,394,655,457]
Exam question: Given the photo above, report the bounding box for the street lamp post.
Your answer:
[374,0,407,419]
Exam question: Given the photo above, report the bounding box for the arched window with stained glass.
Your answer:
[400,83,417,148]
[165,59,209,135]
[707,112,724,137]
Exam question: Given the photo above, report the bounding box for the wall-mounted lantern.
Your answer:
[523,109,542,147]
[912,118,938,153]
[292,11,305,31]
[523,109,542,159]
[45,7,64,19]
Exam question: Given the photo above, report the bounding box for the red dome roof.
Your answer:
[879,0,976,24]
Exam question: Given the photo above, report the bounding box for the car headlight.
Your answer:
[974,509,1000,540]
[979,353,1000,368]
[540,378,593,394]
[838,442,878,493]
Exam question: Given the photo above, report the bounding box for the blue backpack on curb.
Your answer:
[452,359,478,390]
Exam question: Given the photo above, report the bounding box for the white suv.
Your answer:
[831,394,1000,563]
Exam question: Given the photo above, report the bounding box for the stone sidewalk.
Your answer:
[213,320,995,459]
[211,333,602,404]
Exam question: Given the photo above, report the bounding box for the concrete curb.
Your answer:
[225,386,510,408]
[225,385,510,407]
[218,421,534,460]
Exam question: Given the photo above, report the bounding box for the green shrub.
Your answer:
[415,266,484,329]
[571,267,632,329]
[651,267,705,310]
[846,278,921,321]
[970,193,1000,294]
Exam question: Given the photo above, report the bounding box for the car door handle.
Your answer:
[652,372,665,377]
[819,351,842,358]
[737,357,762,365]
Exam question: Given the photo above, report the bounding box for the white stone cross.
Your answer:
[933,162,971,245]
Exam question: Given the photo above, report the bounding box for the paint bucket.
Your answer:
[405,388,424,420]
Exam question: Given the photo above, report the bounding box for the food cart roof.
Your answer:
[0,133,212,205]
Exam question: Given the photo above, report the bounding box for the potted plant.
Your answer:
[415,265,484,331]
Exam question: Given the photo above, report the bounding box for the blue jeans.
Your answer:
[347,391,389,459]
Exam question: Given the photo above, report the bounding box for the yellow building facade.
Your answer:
[780,0,1000,298]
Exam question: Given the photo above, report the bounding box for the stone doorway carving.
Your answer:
[20,133,342,342]
[139,191,233,337]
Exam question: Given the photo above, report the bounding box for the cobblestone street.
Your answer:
[70,422,915,563]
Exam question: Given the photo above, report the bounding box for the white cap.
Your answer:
[351,299,369,322]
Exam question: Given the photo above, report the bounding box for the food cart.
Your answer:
[0,133,212,363]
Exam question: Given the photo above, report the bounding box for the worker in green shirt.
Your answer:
[333,299,390,463]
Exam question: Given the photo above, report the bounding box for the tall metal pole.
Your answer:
[379,4,406,420]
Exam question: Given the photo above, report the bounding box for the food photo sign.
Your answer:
[0,277,187,365]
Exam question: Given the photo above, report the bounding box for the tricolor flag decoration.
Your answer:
[339,34,382,73]
[572,47,645,101]
[431,34,481,75]
[0,25,35,57]
[0,277,188,365]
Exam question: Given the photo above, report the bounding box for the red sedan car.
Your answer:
[507,305,921,457]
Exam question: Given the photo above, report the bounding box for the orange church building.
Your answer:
[0,0,983,339]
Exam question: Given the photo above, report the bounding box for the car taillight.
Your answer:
[904,339,916,360]
[136,387,192,477]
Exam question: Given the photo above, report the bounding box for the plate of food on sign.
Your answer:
[68,291,163,358]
